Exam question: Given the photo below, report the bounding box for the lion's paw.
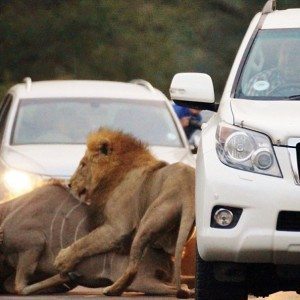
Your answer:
[54,247,77,274]
[176,285,195,299]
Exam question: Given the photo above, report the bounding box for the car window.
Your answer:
[12,98,183,147]
[0,94,9,114]
[0,94,13,145]
[235,29,300,100]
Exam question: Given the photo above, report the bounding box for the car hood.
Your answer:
[2,145,87,177]
[150,146,195,167]
[231,99,300,145]
[2,145,194,177]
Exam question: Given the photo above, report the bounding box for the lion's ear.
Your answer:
[99,141,112,156]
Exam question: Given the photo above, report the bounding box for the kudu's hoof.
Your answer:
[67,271,82,283]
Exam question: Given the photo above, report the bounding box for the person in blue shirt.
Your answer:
[173,104,202,140]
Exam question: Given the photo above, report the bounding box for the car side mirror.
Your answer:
[170,73,218,112]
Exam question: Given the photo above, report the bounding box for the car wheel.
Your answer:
[196,251,248,300]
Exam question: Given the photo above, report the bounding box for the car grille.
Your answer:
[277,211,300,231]
[287,138,300,185]
[297,143,300,179]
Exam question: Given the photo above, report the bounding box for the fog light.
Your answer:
[214,208,234,227]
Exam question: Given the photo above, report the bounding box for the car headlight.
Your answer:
[216,122,282,177]
[2,169,42,199]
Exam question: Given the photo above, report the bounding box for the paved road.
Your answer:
[0,287,300,299]
[253,292,300,300]
[0,286,172,299]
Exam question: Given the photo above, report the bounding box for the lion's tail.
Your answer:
[173,199,195,290]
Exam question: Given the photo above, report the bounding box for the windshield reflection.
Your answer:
[12,98,182,147]
[236,29,300,100]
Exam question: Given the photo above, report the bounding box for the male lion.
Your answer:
[54,128,195,297]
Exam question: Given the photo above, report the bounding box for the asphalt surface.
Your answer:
[0,287,299,299]
[253,292,300,300]
[0,287,172,299]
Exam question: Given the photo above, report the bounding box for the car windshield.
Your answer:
[12,98,183,147]
[235,29,300,100]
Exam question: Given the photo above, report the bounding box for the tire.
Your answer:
[195,251,248,300]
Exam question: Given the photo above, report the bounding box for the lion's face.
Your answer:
[69,155,90,203]
[69,139,113,204]
[69,128,151,204]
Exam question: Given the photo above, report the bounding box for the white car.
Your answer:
[170,0,300,299]
[0,78,194,201]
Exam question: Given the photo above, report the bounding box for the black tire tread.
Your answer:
[196,251,248,300]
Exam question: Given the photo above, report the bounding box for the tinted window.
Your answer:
[0,94,13,143]
[235,29,300,100]
[12,98,183,147]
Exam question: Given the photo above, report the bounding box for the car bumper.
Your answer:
[196,145,300,264]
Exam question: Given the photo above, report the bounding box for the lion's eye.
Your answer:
[99,143,109,155]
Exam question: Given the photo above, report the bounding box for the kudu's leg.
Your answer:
[103,198,181,296]
[3,275,15,294]
[0,227,4,244]
[135,279,194,298]
[21,274,70,295]
[133,279,178,295]
[14,248,42,294]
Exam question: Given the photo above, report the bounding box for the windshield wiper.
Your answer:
[289,95,300,100]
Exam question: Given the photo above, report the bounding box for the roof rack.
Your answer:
[23,77,32,91]
[130,79,155,92]
[262,0,276,14]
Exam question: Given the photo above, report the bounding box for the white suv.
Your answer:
[170,1,300,299]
